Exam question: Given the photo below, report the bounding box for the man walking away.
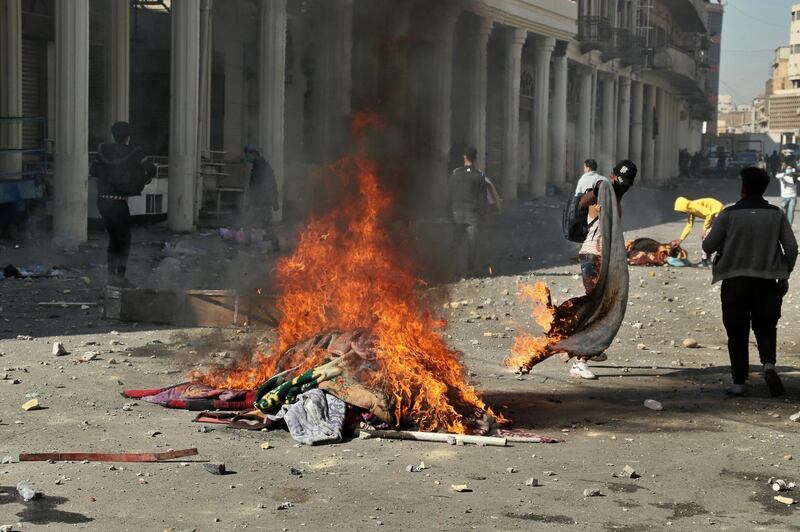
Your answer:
[674,196,723,267]
[570,159,637,379]
[447,146,488,275]
[702,167,797,397]
[90,121,155,287]
[243,144,280,251]
[775,155,797,225]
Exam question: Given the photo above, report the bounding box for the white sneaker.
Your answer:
[570,361,597,380]
[589,353,607,362]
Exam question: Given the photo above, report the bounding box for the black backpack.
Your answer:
[562,193,589,243]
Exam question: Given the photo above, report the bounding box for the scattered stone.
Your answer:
[784,455,793,461]
[276,501,294,510]
[682,338,699,348]
[450,484,471,492]
[202,463,226,475]
[543,471,556,476]
[21,398,41,411]
[146,430,162,437]
[1,456,16,464]
[525,478,539,487]
[505,467,518,474]
[260,442,270,450]
[0,524,21,532]
[80,351,99,362]
[636,343,647,350]
[774,495,795,505]
[16,481,37,501]
[621,465,640,479]
[643,399,663,411]
[789,412,800,422]
[583,488,602,497]
[52,342,68,356]
[289,467,304,476]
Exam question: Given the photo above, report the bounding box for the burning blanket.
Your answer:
[508,179,629,371]
[625,238,687,266]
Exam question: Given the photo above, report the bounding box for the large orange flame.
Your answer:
[505,282,564,373]
[201,121,489,433]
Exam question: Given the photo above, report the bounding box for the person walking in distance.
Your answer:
[775,155,797,225]
[702,167,797,397]
[89,121,155,287]
[243,144,280,251]
[447,146,493,276]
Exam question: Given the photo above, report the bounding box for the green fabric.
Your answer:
[254,360,343,414]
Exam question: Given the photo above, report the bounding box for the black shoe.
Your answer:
[764,369,785,397]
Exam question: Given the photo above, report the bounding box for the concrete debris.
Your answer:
[643,399,663,411]
[21,398,41,411]
[682,338,699,348]
[1,456,16,464]
[583,488,602,497]
[260,442,270,449]
[525,478,539,487]
[202,463,226,475]
[52,342,68,356]
[0,524,22,532]
[773,495,795,505]
[450,484,471,492]
[543,471,556,476]
[80,351,99,362]
[789,412,800,422]
[146,430,162,437]
[505,467,518,473]
[16,480,37,501]
[621,465,640,479]
[276,501,294,510]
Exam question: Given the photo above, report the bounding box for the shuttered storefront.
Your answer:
[21,38,45,150]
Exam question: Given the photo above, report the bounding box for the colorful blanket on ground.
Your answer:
[123,383,255,411]
[625,238,688,266]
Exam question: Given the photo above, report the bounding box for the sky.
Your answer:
[718,0,796,105]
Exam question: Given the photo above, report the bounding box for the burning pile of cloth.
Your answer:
[124,330,405,445]
[625,238,688,267]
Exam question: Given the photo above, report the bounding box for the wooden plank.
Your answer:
[19,448,199,462]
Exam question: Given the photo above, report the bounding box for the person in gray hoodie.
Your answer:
[702,167,798,397]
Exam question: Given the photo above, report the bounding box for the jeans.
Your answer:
[97,197,131,277]
[782,197,796,225]
[721,277,782,384]
[452,223,479,273]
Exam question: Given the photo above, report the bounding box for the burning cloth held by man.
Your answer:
[507,179,629,372]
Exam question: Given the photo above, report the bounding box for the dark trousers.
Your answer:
[452,222,479,273]
[579,253,601,294]
[98,198,131,277]
[721,277,782,384]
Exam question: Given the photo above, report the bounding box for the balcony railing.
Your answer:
[604,28,648,66]
[577,16,611,53]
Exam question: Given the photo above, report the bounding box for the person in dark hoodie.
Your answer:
[243,144,280,251]
[89,121,155,286]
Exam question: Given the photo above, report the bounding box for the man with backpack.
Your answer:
[90,121,156,287]
[564,159,637,379]
[447,146,498,275]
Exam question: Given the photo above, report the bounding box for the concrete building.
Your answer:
[765,4,800,144]
[0,0,717,245]
[704,0,722,138]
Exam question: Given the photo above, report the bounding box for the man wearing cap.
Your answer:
[89,121,155,287]
[569,159,637,380]
[243,144,280,251]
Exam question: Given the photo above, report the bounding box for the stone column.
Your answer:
[629,80,643,170]
[616,76,631,160]
[53,0,90,247]
[654,87,666,183]
[315,0,354,161]
[0,0,22,178]
[194,0,213,223]
[500,28,527,200]
[469,17,493,167]
[576,67,593,177]
[258,0,287,220]
[106,0,129,126]
[167,0,200,233]
[600,76,615,174]
[529,35,555,197]
[642,84,655,184]
[426,6,460,205]
[549,49,568,190]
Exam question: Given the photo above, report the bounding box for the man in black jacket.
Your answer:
[89,121,155,287]
[243,144,280,251]
[447,146,489,275]
[703,167,797,397]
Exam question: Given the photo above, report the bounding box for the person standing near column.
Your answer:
[90,121,155,287]
[702,167,797,397]
[243,144,280,251]
[448,146,490,276]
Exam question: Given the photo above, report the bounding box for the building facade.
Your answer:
[0,0,718,245]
